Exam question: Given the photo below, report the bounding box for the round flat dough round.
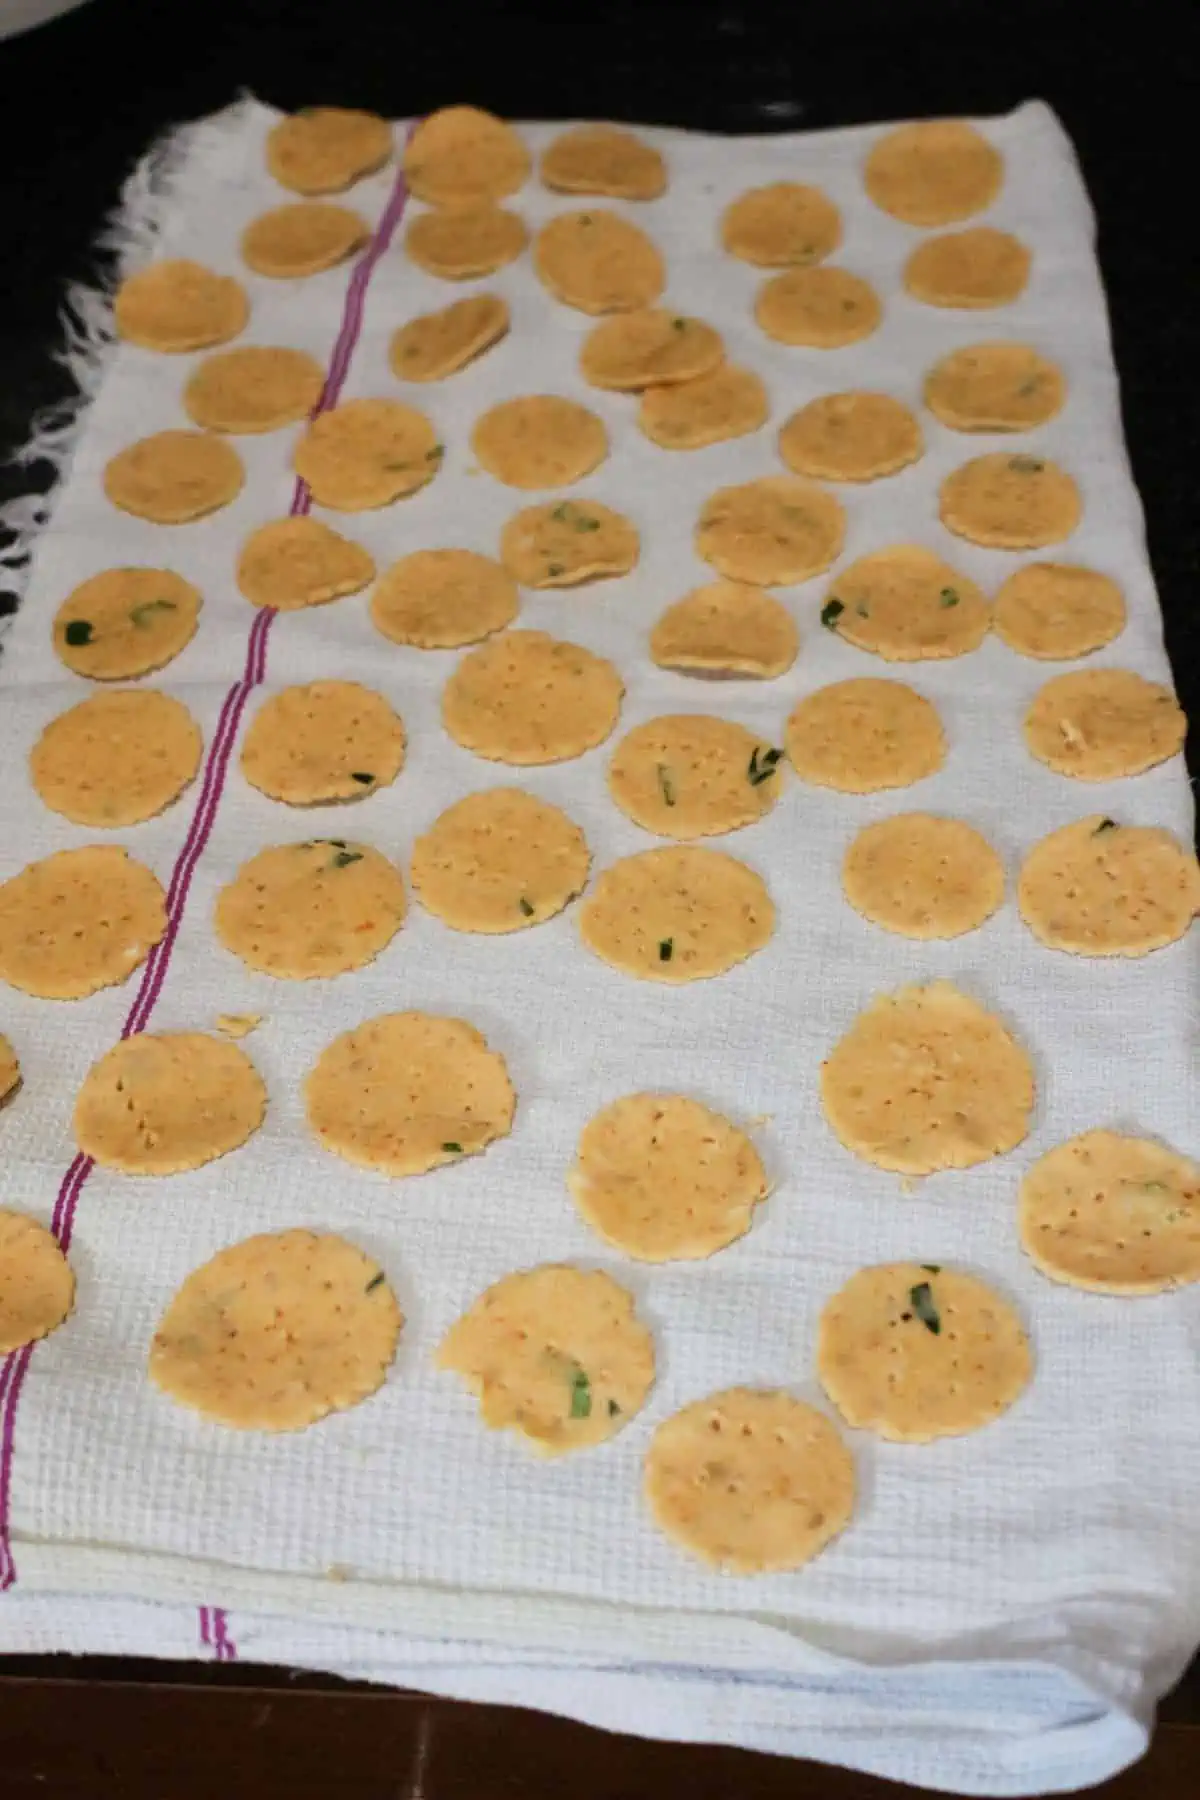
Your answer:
[569,1093,768,1261]
[0,1033,19,1106]
[925,343,1065,432]
[818,1264,1031,1443]
[405,204,527,280]
[904,227,1031,309]
[0,1211,75,1354]
[534,210,665,314]
[541,125,666,200]
[53,568,202,679]
[304,1010,515,1176]
[755,266,881,348]
[786,678,946,793]
[779,391,923,483]
[820,545,989,661]
[1018,1129,1200,1295]
[293,399,441,509]
[579,846,774,984]
[183,345,325,433]
[580,309,724,391]
[236,516,376,611]
[411,788,589,933]
[240,680,405,805]
[721,181,842,267]
[638,364,768,450]
[1017,816,1200,957]
[150,1230,401,1431]
[1022,668,1186,780]
[940,453,1082,550]
[240,201,369,278]
[389,294,509,382]
[215,840,406,980]
[0,846,165,1001]
[471,394,607,489]
[650,583,798,680]
[31,689,202,828]
[607,715,784,839]
[644,1388,854,1574]
[266,107,392,195]
[865,120,1003,226]
[499,498,639,588]
[842,813,1004,938]
[403,106,530,207]
[371,548,517,648]
[438,1264,654,1455]
[696,476,845,586]
[992,562,1125,660]
[442,630,623,764]
[114,259,248,352]
[104,430,244,524]
[820,981,1034,1174]
[74,1032,266,1173]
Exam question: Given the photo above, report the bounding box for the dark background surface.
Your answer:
[0,0,1197,1793]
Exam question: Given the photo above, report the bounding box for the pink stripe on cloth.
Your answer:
[0,131,414,1609]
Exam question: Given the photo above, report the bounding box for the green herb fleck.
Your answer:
[550,503,571,522]
[821,597,844,629]
[855,601,870,618]
[518,896,535,917]
[442,1141,463,1154]
[1139,1180,1169,1195]
[1016,377,1041,397]
[909,1281,941,1335]
[658,937,674,963]
[64,619,94,647]
[130,597,177,628]
[1093,817,1117,835]
[332,849,363,869]
[921,1263,941,1274]
[327,840,347,849]
[569,1366,592,1419]
[1008,455,1044,474]
[579,214,593,227]
[747,745,784,786]
[939,587,960,608]
[607,1398,621,1416]
[365,1271,386,1293]
[546,562,565,577]
[672,316,688,332]
[657,763,677,807]
[425,444,444,463]
[350,771,374,785]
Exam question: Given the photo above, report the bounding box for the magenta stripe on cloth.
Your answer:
[0,131,413,1623]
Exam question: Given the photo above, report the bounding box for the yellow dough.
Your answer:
[818,1263,1031,1442]
[0,846,166,1000]
[579,846,774,983]
[103,430,244,524]
[52,568,202,680]
[266,107,393,195]
[370,549,518,648]
[114,259,248,352]
[389,294,510,382]
[939,453,1082,550]
[239,680,405,805]
[579,309,724,391]
[1022,669,1186,780]
[411,788,589,932]
[904,227,1031,309]
[294,398,441,509]
[0,1033,20,1107]
[304,1010,515,1176]
[786,678,946,793]
[403,105,530,207]
[820,981,1034,1174]
[1017,816,1200,957]
[30,689,202,828]
[404,204,527,279]
[215,841,406,980]
[0,1211,75,1354]
[842,814,1004,938]
[650,583,798,680]
[644,1388,854,1574]
[637,365,768,451]
[150,1230,402,1431]
[183,345,325,434]
[240,202,369,278]
[695,476,845,586]
[438,1264,655,1455]
[819,545,989,661]
[864,120,1003,226]
[442,630,623,764]
[779,391,923,483]
[755,266,881,348]
[1018,1129,1200,1295]
[499,498,639,588]
[534,209,665,314]
[568,1093,769,1260]
[606,714,784,838]
[541,125,666,200]
[992,562,1125,660]
[924,342,1066,432]
[74,1032,266,1173]
[236,516,376,611]
[720,182,842,267]
[471,394,608,489]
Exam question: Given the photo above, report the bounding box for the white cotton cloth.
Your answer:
[0,97,1196,1798]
